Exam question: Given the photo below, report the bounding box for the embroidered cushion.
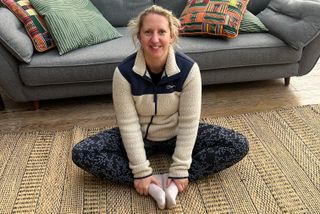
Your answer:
[179,0,249,38]
[30,0,122,55]
[1,0,55,52]
[240,10,268,33]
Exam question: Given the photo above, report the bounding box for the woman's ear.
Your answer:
[137,33,141,42]
[170,34,175,44]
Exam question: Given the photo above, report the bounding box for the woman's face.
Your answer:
[138,13,173,64]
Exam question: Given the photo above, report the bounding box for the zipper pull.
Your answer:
[153,87,157,115]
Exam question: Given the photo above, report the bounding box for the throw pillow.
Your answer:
[239,10,268,33]
[30,0,122,55]
[1,0,55,52]
[179,0,249,38]
[257,0,320,49]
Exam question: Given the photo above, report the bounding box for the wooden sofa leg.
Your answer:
[32,100,40,110]
[284,77,290,86]
[0,94,4,110]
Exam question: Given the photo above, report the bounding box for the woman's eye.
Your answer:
[159,30,166,35]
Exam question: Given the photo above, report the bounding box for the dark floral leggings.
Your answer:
[72,123,249,185]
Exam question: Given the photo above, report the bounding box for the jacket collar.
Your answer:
[132,46,180,77]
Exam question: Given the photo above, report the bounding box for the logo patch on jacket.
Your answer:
[166,84,176,90]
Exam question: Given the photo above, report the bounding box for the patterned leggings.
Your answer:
[72,123,249,185]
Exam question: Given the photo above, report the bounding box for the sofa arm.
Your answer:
[298,33,320,76]
[0,42,28,102]
[257,0,320,50]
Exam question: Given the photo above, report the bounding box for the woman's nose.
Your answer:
[151,33,159,42]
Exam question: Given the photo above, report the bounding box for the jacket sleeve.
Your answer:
[112,68,153,178]
[169,63,202,178]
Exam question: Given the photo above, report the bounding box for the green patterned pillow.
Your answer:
[240,10,268,33]
[30,0,122,55]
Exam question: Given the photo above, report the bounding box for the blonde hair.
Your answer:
[128,5,181,46]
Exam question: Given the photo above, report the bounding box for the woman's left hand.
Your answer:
[167,178,189,192]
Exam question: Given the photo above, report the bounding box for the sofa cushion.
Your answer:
[19,28,302,87]
[178,33,301,71]
[179,0,249,38]
[246,0,270,15]
[2,0,55,52]
[155,0,188,17]
[257,0,320,50]
[30,0,122,55]
[239,10,268,33]
[91,0,153,27]
[0,7,33,62]
[20,27,135,86]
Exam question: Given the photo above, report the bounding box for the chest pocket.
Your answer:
[156,91,180,116]
[133,94,155,116]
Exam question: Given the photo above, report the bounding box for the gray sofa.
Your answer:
[1,0,320,110]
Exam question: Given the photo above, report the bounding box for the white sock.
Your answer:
[163,174,179,209]
[148,174,166,209]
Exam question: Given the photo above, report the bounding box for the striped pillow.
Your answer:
[179,0,249,38]
[30,0,122,55]
[1,0,55,52]
[240,10,268,33]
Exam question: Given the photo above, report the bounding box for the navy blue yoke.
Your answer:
[117,51,195,96]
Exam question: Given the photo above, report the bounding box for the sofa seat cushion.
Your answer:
[20,27,134,86]
[179,33,302,71]
[20,28,302,87]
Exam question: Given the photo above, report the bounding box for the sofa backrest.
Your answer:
[91,0,271,27]
[247,0,271,15]
[91,0,189,27]
[90,0,153,27]
[154,0,188,18]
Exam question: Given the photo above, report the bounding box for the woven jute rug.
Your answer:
[1,105,320,213]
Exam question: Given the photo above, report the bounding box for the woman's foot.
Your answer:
[148,175,166,209]
[162,174,179,209]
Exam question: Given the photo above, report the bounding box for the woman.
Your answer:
[72,5,249,209]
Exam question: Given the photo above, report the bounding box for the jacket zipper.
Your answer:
[144,83,158,140]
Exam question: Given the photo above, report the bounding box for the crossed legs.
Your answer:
[72,123,249,209]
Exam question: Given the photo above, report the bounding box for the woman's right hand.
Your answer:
[134,175,160,196]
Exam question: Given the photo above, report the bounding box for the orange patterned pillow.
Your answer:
[179,0,249,38]
[2,0,55,52]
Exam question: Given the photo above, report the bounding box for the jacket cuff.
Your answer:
[131,166,153,179]
[134,173,153,180]
[168,176,189,180]
[168,168,189,178]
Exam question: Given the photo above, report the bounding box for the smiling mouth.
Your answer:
[150,45,161,50]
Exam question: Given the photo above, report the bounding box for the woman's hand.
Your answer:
[134,175,160,196]
[167,178,189,192]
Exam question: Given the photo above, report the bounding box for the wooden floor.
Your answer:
[1,62,320,132]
